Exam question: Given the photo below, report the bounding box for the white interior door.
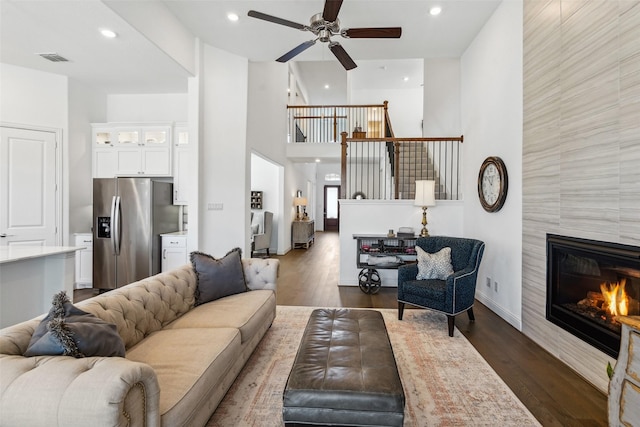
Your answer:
[0,126,58,246]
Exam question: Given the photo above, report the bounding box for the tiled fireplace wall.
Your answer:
[522,0,640,392]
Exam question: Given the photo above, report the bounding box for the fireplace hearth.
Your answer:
[546,234,640,357]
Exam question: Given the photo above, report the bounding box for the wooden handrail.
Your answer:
[344,136,464,142]
[288,104,386,109]
[341,132,464,200]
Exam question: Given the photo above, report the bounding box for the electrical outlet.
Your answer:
[494,281,498,292]
[486,277,491,287]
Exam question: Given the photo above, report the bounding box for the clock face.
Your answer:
[478,157,508,212]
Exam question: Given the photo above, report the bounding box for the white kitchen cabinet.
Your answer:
[161,232,188,272]
[74,233,93,289]
[173,125,191,205]
[92,124,172,178]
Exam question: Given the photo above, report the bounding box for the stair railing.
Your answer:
[287,102,388,143]
[340,132,464,201]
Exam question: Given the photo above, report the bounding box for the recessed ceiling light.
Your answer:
[227,12,239,22]
[429,6,442,16]
[403,76,409,82]
[315,159,321,163]
[324,84,330,89]
[100,29,117,38]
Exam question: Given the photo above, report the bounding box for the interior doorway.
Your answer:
[250,153,284,255]
[0,125,60,246]
[324,185,340,231]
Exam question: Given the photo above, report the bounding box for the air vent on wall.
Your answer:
[36,53,69,62]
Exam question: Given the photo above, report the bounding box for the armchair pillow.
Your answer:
[191,248,247,305]
[24,291,125,358]
[416,246,454,280]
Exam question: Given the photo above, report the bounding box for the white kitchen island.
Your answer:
[0,246,83,328]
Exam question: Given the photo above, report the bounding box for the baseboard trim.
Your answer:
[475,292,522,331]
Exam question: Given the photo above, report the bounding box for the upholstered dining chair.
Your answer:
[397,236,485,337]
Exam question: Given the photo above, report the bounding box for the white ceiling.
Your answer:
[0,0,501,95]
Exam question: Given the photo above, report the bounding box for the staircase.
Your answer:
[395,142,445,200]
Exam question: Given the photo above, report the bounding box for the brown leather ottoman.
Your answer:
[283,309,404,426]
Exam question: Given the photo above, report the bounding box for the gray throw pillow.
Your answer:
[24,291,125,358]
[190,248,247,305]
[416,246,455,280]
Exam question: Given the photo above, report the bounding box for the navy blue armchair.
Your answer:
[398,236,485,337]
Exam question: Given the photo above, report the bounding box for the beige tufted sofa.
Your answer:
[0,257,279,427]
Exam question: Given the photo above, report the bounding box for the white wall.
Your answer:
[0,63,70,244]
[339,200,464,286]
[460,0,524,329]
[247,61,315,253]
[198,44,249,257]
[68,79,107,235]
[106,93,188,122]
[350,88,423,137]
[423,59,461,136]
[246,62,291,252]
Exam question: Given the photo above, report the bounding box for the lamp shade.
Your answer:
[414,181,436,207]
[293,197,307,207]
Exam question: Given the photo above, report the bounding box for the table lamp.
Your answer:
[414,180,436,237]
[294,197,307,220]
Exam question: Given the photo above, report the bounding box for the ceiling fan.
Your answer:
[247,0,402,70]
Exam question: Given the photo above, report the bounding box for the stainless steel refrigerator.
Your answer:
[93,177,180,290]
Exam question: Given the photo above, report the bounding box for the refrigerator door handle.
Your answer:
[112,196,122,255]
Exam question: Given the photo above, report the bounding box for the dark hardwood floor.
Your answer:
[274,231,608,427]
[75,230,608,426]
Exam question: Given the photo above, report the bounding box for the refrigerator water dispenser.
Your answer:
[97,217,111,238]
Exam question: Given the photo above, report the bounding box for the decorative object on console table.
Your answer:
[354,234,418,295]
[293,196,307,221]
[250,191,263,210]
[608,315,640,426]
[352,124,365,139]
[292,220,315,249]
[414,180,436,237]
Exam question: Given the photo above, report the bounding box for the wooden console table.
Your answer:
[609,315,640,426]
[292,220,315,249]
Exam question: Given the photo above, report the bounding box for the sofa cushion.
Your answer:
[165,289,275,344]
[416,246,454,280]
[190,249,247,305]
[24,292,125,358]
[126,327,241,426]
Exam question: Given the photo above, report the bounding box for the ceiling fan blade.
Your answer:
[329,42,357,70]
[276,40,317,63]
[322,0,344,22]
[247,10,306,31]
[343,27,402,39]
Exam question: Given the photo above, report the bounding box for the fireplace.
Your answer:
[546,234,640,358]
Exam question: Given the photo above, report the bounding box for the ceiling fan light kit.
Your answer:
[248,0,402,70]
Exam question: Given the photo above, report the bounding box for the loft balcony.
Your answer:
[286,102,463,201]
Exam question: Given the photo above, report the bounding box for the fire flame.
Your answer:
[600,279,628,316]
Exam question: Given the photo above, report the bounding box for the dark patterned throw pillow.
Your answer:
[190,248,247,305]
[24,291,125,358]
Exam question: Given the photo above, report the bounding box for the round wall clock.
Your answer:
[477,156,508,212]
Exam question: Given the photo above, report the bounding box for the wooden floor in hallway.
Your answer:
[274,231,608,427]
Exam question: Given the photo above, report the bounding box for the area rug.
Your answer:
[207,306,541,426]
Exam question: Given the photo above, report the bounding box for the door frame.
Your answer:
[324,185,340,231]
[1,122,63,245]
